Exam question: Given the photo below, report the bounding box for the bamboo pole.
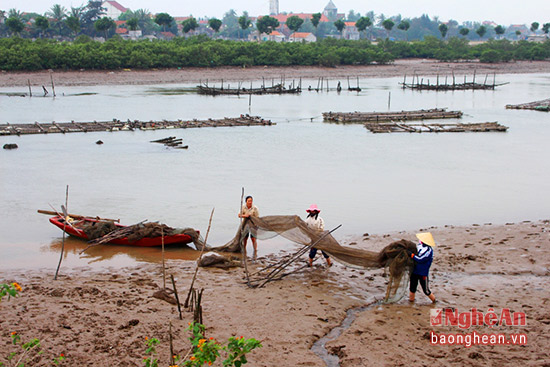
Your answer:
[169,322,175,366]
[254,224,342,288]
[238,188,251,285]
[27,79,32,97]
[171,274,183,320]
[54,185,69,280]
[184,208,215,308]
[50,73,56,97]
[162,227,166,289]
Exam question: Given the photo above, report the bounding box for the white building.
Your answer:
[289,32,317,43]
[102,1,128,19]
[269,0,279,15]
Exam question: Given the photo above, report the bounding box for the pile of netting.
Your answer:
[81,221,205,250]
[211,215,417,302]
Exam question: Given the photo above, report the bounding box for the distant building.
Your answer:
[261,30,285,42]
[323,0,338,20]
[270,0,279,16]
[102,1,128,19]
[289,32,316,42]
[343,22,359,40]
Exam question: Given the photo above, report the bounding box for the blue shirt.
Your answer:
[412,243,433,276]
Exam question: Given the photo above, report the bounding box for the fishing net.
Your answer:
[82,221,206,250]
[212,215,416,302]
[81,221,118,240]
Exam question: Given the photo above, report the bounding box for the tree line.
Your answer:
[1,3,549,42]
[0,35,548,71]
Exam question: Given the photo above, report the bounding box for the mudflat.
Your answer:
[1,59,549,87]
[1,220,548,366]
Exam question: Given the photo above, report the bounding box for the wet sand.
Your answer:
[1,220,549,366]
[1,59,550,87]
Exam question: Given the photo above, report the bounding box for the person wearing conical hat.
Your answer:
[305,204,332,268]
[408,232,436,303]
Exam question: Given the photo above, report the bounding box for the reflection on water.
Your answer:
[1,73,550,270]
[45,236,201,264]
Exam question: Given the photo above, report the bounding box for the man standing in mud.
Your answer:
[408,232,437,303]
[238,195,259,255]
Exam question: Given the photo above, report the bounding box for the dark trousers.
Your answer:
[309,247,329,259]
[410,273,431,296]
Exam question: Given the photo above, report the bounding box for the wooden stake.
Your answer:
[50,73,56,97]
[54,185,69,280]
[238,188,251,286]
[162,227,166,289]
[254,224,342,288]
[169,322,175,366]
[171,274,183,320]
[27,79,32,97]
[184,208,215,308]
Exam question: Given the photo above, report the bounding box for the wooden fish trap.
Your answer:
[505,98,550,112]
[364,121,509,134]
[323,108,463,123]
[0,115,273,136]
[400,72,509,91]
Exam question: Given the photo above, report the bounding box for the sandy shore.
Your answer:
[1,220,549,366]
[1,59,550,87]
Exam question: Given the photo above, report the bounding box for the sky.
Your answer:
[1,0,548,26]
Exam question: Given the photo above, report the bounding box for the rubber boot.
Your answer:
[308,258,313,267]
[429,293,436,303]
[409,292,415,303]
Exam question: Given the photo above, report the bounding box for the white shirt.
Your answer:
[305,215,324,232]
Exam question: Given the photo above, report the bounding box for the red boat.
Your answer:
[49,216,196,247]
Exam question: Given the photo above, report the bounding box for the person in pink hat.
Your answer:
[305,204,332,267]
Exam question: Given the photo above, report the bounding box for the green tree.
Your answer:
[65,16,80,37]
[438,23,448,39]
[208,18,222,33]
[70,6,84,19]
[347,10,361,21]
[542,23,550,35]
[311,13,322,29]
[476,25,487,39]
[81,1,106,35]
[530,22,539,32]
[334,19,346,37]
[397,19,410,40]
[494,25,505,39]
[459,27,470,37]
[356,16,372,39]
[47,4,67,36]
[286,15,304,33]
[515,29,522,39]
[256,15,279,35]
[154,12,174,32]
[94,16,115,39]
[34,16,49,38]
[126,17,139,31]
[6,17,24,35]
[238,14,251,39]
[182,17,198,34]
[382,18,394,39]
[8,8,22,20]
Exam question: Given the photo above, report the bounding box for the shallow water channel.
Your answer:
[1,73,549,270]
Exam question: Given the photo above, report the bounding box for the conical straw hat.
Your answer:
[416,232,436,247]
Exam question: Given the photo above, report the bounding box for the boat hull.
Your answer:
[49,216,195,247]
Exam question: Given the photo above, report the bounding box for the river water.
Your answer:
[1,73,549,270]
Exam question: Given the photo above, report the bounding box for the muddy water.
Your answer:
[1,74,550,270]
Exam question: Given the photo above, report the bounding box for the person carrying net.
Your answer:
[408,232,437,303]
[305,204,332,268]
[238,195,259,255]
